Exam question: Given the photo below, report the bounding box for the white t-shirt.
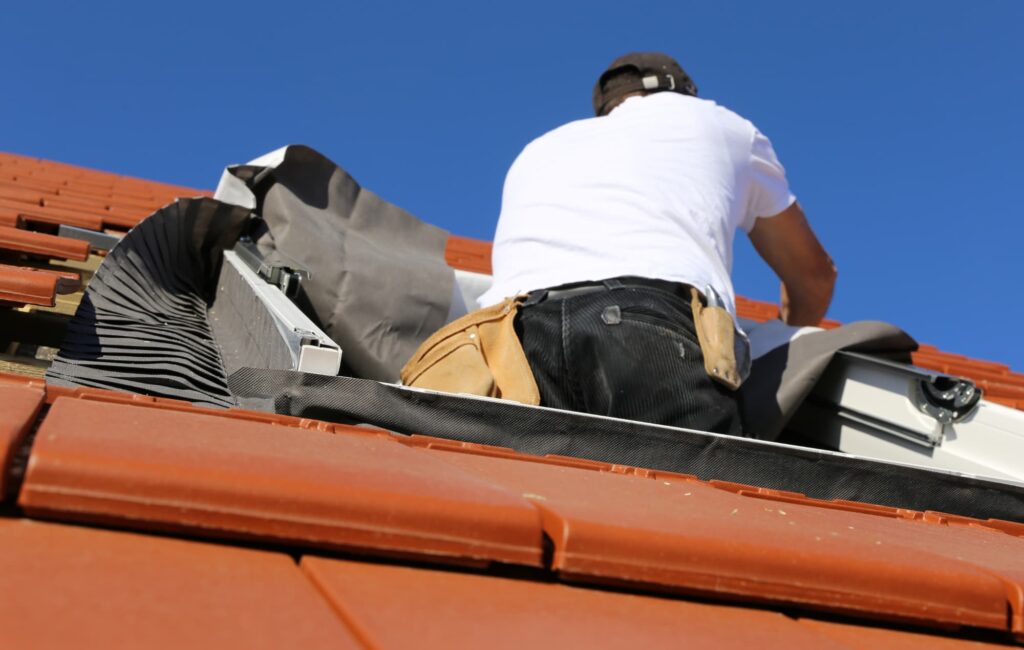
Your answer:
[478,92,796,317]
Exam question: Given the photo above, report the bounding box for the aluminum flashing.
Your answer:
[790,351,1024,482]
[57,224,122,251]
[0,519,360,650]
[428,447,1024,636]
[301,556,846,650]
[210,250,341,376]
[0,385,45,501]
[19,397,544,566]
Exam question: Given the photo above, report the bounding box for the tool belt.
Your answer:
[400,296,541,405]
[688,286,743,390]
[400,278,746,404]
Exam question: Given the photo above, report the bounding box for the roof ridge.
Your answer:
[0,151,207,196]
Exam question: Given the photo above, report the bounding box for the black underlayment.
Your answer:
[230,368,1024,524]
[46,198,252,408]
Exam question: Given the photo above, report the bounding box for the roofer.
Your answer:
[475,52,837,435]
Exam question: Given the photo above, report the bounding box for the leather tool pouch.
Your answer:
[689,287,743,390]
[400,296,541,405]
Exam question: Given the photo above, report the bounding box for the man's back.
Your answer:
[481,92,794,316]
[468,51,834,435]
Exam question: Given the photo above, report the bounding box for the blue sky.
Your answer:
[4,1,1023,369]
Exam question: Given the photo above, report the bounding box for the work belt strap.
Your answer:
[523,277,693,306]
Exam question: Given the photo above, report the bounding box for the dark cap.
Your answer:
[592,52,698,116]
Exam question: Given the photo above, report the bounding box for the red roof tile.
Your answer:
[303,556,1014,648]
[0,182,47,205]
[446,233,492,274]
[0,152,210,309]
[425,446,1024,636]
[0,519,360,649]
[20,396,544,567]
[301,556,845,649]
[0,206,21,228]
[0,264,78,307]
[0,198,106,230]
[798,618,1010,649]
[0,224,89,261]
[0,385,45,501]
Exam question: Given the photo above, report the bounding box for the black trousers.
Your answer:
[515,277,742,435]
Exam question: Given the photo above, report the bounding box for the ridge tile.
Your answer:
[19,397,544,567]
[427,448,1024,636]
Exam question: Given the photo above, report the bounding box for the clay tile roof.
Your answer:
[3,153,1024,647]
[2,370,1024,644]
[0,519,360,649]
[0,152,209,313]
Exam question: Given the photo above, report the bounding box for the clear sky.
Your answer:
[4,1,1022,369]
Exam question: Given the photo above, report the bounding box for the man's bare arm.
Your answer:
[747,201,837,326]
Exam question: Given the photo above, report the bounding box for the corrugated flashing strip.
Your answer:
[45,198,248,408]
